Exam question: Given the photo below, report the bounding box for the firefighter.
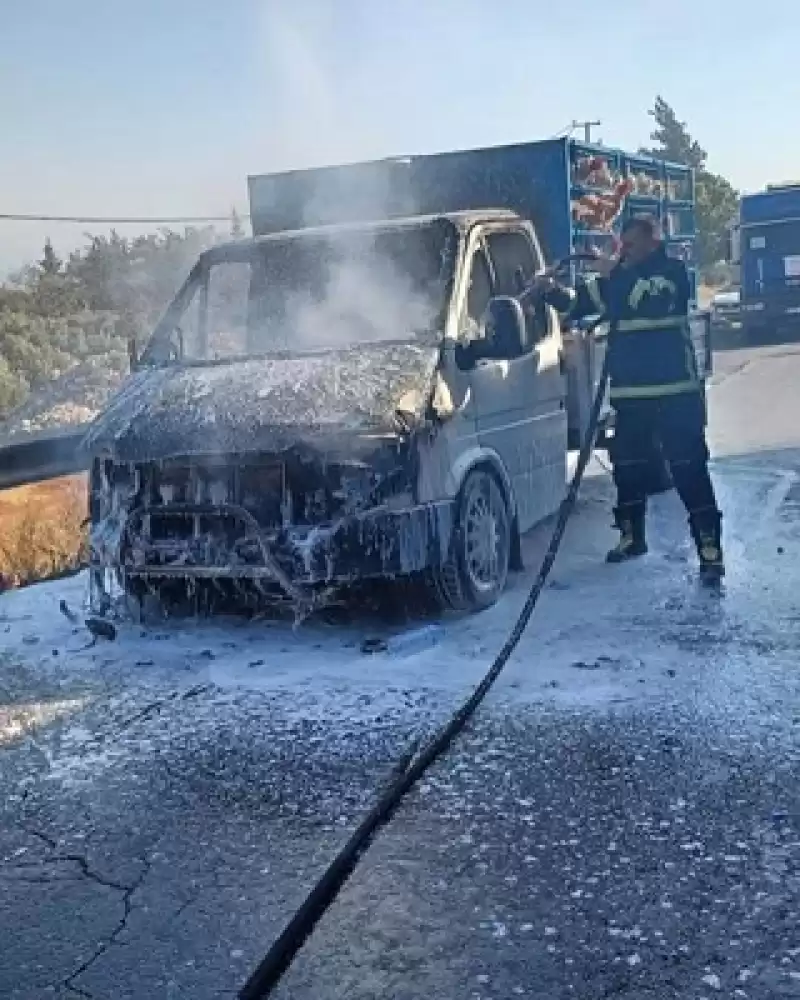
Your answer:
[534,215,724,579]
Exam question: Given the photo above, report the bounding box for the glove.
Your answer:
[587,248,618,279]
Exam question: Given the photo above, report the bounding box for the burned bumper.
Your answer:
[94,498,454,598]
[87,444,455,609]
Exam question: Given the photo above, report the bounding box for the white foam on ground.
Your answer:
[0,458,790,788]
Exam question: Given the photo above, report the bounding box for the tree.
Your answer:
[64,226,216,323]
[694,171,739,270]
[0,223,232,426]
[0,354,27,413]
[641,97,706,170]
[39,239,63,276]
[26,239,81,316]
[640,96,738,268]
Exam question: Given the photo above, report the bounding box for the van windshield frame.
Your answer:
[142,219,459,365]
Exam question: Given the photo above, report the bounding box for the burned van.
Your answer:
[84,211,583,616]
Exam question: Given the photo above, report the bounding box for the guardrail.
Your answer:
[0,424,90,491]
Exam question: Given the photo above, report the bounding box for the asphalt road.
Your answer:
[1,342,799,1000]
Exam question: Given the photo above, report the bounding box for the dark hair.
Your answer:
[621,214,661,240]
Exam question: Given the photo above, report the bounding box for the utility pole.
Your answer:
[571,119,602,144]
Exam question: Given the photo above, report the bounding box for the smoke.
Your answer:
[250,3,443,354]
[254,3,379,171]
[281,236,440,351]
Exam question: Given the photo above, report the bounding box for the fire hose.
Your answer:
[239,259,611,1000]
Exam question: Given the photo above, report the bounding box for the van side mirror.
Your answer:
[483,295,527,359]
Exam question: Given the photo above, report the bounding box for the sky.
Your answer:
[2,0,799,275]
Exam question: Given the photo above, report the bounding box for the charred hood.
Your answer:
[82,343,441,463]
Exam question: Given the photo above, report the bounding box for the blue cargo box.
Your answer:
[739,186,800,320]
[741,186,800,225]
[248,137,696,298]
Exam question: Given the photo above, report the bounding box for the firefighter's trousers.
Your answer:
[609,391,719,522]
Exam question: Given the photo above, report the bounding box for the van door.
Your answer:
[454,235,494,429]
[417,235,492,506]
[470,228,568,533]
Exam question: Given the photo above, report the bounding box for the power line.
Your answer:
[0,212,249,225]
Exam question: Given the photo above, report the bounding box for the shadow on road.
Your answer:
[712,326,800,352]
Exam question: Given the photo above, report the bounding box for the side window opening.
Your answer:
[176,288,202,358]
[206,261,251,358]
[487,231,537,293]
[486,230,551,345]
[465,246,493,335]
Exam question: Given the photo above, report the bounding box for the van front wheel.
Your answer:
[431,469,511,612]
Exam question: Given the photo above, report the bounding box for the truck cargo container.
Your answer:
[730,183,800,341]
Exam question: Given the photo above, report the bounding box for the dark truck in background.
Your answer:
[83,137,712,617]
[729,183,800,342]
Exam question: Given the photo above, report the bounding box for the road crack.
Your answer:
[14,825,151,995]
[62,852,152,995]
[65,984,94,999]
[22,827,131,893]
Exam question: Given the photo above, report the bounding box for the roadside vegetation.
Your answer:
[0,476,87,589]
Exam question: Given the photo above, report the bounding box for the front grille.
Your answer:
[239,463,286,526]
[113,452,372,536]
[149,459,286,529]
[147,510,242,543]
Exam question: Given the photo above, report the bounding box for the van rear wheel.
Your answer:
[431,468,511,612]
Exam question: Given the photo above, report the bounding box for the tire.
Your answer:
[430,468,511,612]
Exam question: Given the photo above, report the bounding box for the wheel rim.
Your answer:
[462,476,509,596]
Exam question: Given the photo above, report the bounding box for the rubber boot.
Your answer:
[606,505,647,564]
[689,509,725,581]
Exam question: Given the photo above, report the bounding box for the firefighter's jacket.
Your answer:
[546,246,701,401]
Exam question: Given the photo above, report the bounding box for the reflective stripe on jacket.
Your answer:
[546,248,701,401]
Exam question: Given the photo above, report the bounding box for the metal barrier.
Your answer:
[0,425,90,491]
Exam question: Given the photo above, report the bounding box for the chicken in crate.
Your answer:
[571,155,634,232]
